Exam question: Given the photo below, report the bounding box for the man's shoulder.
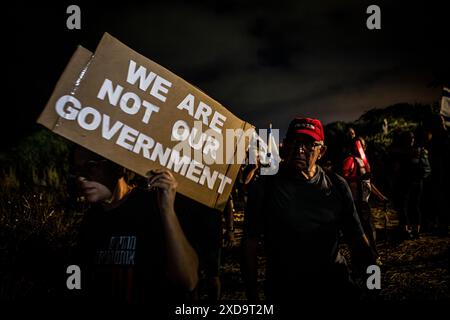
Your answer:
[250,171,285,192]
[325,170,347,185]
[321,168,351,194]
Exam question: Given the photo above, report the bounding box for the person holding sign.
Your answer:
[72,147,198,303]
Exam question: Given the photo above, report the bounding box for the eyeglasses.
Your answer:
[285,140,323,152]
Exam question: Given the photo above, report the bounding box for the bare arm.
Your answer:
[244,164,259,185]
[148,169,199,291]
[371,183,388,202]
[338,174,376,270]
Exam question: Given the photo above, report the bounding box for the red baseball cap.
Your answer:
[286,117,325,141]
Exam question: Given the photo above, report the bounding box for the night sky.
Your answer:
[3,0,449,147]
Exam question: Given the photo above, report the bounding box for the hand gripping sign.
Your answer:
[38,33,254,210]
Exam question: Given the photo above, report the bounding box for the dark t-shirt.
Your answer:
[245,165,363,299]
[76,188,181,303]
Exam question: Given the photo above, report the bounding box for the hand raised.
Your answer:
[146,169,178,212]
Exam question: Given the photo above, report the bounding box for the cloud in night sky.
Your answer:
[3,0,449,144]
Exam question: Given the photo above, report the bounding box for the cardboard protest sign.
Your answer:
[38,33,253,210]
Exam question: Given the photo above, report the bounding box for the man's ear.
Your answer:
[318,145,327,159]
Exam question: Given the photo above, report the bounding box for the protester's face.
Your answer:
[348,128,356,139]
[73,148,122,203]
[283,135,326,173]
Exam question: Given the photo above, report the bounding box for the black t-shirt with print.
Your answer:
[76,188,181,303]
[245,165,364,299]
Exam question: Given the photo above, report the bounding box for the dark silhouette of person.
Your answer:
[389,130,431,239]
[242,117,375,306]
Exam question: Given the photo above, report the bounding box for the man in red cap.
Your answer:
[242,117,375,305]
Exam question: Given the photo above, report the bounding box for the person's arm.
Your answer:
[224,196,235,249]
[241,178,265,301]
[371,183,388,202]
[338,176,376,268]
[147,169,199,291]
[244,164,259,185]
